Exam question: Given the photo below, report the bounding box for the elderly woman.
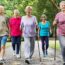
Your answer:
[38,14,50,57]
[20,6,37,64]
[53,1,65,65]
[9,9,22,58]
[0,5,8,60]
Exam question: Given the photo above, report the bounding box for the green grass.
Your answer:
[6,42,11,48]
[49,40,60,50]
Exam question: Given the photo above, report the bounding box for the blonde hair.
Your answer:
[60,1,65,8]
[25,6,32,12]
[0,5,4,13]
[14,9,20,14]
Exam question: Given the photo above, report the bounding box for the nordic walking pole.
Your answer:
[54,26,56,60]
[44,41,46,57]
[37,29,41,62]
[37,36,41,62]
[20,39,22,58]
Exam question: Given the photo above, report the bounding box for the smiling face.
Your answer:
[25,6,32,16]
[40,14,47,22]
[13,9,20,17]
[60,1,65,12]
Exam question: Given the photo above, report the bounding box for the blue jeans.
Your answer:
[40,36,49,53]
[11,36,21,54]
[0,35,8,48]
[58,35,65,63]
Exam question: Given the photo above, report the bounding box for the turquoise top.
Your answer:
[38,21,50,36]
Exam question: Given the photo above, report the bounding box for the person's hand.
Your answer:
[8,33,11,37]
[38,35,40,40]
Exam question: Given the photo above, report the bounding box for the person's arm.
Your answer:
[34,16,38,26]
[5,17,10,36]
[8,18,11,37]
[53,20,57,26]
[52,13,58,37]
[20,17,24,31]
[53,13,59,26]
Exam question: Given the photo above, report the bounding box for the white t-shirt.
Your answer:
[21,15,37,37]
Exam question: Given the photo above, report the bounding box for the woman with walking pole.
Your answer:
[38,14,50,57]
[53,1,65,65]
[20,6,37,64]
[0,5,8,61]
[9,9,22,58]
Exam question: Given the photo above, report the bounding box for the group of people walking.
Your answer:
[0,1,65,65]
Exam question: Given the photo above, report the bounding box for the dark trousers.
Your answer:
[11,36,21,54]
[40,36,49,52]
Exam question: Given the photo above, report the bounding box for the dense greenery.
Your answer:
[0,0,63,22]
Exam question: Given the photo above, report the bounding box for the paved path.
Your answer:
[0,41,63,65]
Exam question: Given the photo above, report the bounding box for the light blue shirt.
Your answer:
[38,21,50,36]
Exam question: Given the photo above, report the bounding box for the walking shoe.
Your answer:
[25,59,30,64]
[16,54,20,58]
[46,50,48,56]
[43,50,46,57]
[13,51,16,56]
[0,57,5,61]
[63,63,65,65]
[43,50,48,57]
[0,57,3,61]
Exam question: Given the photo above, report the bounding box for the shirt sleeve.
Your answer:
[34,16,38,25]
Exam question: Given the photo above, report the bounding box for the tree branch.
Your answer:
[49,0,60,10]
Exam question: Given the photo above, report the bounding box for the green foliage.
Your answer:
[0,0,62,22]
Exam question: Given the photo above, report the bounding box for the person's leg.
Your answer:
[24,37,31,64]
[40,36,45,55]
[0,37,2,52]
[11,36,16,55]
[12,43,15,51]
[45,36,49,55]
[0,35,8,60]
[58,35,65,65]
[29,37,35,59]
[16,36,21,58]
[24,37,30,59]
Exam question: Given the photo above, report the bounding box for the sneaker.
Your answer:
[0,57,3,61]
[63,63,65,65]
[13,51,16,56]
[43,50,48,57]
[43,50,46,57]
[25,59,30,64]
[46,50,48,56]
[16,54,20,58]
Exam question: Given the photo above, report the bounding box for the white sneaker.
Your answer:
[13,51,16,56]
[0,57,3,61]
[16,54,20,58]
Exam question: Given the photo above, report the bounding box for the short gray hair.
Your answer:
[60,1,65,8]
